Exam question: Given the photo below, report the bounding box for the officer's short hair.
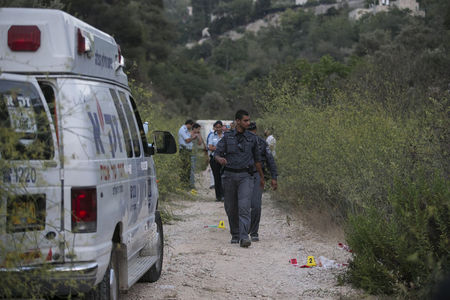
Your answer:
[235,109,249,120]
[185,119,194,125]
[248,122,257,131]
[213,120,223,127]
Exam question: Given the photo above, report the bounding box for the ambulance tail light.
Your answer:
[8,25,41,51]
[71,187,97,233]
[77,28,92,55]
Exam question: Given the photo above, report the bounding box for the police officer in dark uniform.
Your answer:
[215,110,264,248]
[247,122,278,242]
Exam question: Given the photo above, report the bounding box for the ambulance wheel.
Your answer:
[87,244,119,300]
[139,211,163,283]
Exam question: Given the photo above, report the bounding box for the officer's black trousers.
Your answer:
[250,172,263,237]
[222,171,254,241]
[209,157,223,200]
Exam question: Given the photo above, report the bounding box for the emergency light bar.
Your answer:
[1,8,129,86]
[77,28,93,55]
[8,25,41,51]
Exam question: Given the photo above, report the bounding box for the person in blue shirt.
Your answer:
[208,120,225,202]
[178,119,198,189]
[215,110,264,248]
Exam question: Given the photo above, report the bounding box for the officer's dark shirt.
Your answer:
[215,129,261,169]
[255,134,278,179]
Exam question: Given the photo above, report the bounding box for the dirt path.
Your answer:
[124,169,361,299]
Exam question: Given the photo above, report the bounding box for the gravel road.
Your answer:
[123,169,361,299]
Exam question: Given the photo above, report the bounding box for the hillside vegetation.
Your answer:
[2,0,450,298]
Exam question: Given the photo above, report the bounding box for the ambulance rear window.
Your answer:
[0,80,54,160]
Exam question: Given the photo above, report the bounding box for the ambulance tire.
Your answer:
[87,244,119,300]
[139,211,163,283]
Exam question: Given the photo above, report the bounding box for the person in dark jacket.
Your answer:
[208,120,225,201]
[215,110,264,248]
[247,122,278,241]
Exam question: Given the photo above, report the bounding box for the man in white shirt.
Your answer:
[264,129,276,157]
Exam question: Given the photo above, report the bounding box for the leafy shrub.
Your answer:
[256,54,448,297]
[345,173,450,297]
[263,98,418,219]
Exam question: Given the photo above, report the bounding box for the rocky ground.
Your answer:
[123,169,362,299]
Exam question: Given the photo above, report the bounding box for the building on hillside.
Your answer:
[349,0,424,20]
[395,0,422,13]
[202,27,211,38]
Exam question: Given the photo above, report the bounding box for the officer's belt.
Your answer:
[223,167,249,173]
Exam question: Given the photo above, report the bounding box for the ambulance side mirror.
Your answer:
[150,131,177,154]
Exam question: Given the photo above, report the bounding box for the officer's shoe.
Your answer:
[251,235,259,242]
[230,237,239,244]
[240,239,251,248]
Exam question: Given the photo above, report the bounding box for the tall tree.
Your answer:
[253,0,271,19]
[61,0,174,81]
[0,0,64,8]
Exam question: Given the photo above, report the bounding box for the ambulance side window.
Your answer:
[129,96,150,157]
[40,83,59,146]
[0,80,54,160]
[110,89,133,157]
[118,91,141,157]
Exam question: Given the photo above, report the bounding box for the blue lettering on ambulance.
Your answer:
[88,112,105,154]
[104,114,123,158]
[89,112,123,157]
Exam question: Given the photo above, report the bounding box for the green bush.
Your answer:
[264,99,416,218]
[255,55,448,297]
[345,173,450,297]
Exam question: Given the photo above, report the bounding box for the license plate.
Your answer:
[7,194,46,232]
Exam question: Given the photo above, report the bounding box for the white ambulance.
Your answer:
[0,8,176,299]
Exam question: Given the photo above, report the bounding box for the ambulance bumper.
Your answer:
[0,262,98,296]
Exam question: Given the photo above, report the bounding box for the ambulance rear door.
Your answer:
[0,73,63,267]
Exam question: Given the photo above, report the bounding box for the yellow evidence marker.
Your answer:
[218,220,226,229]
[306,256,317,267]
